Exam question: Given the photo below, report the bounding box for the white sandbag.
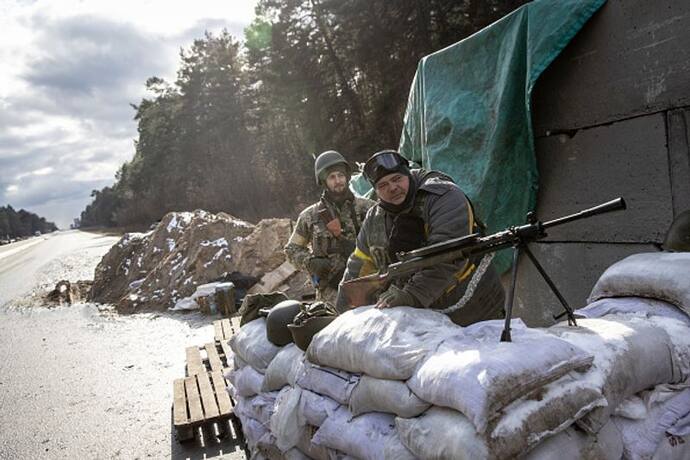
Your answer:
[349,375,430,418]
[238,415,269,450]
[312,407,397,460]
[548,316,685,434]
[296,362,360,405]
[652,432,690,460]
[262,344,305,392]
[525,420,623,460]
[382,431,418,460]
[397,372,606,459]
[270,386,305,452]
[612,388,690,460]
[396,407,488,460]
[306,306,459,380]
[588,252,690,315]
[300,389,340,427]
[229,318,281,372]
[227,364,265,397]
[235,392,279,425]
[577,297,689,323]
[408,319,593,433]
[295,425,331,460]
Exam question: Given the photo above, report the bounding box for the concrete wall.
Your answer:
[513,0,690,325]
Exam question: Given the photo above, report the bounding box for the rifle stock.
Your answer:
[340,273,388,307]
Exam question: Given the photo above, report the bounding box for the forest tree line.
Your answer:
[80,0,527,228]
[0,205,57,240]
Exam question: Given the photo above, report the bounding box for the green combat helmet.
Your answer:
[266,300,303,346]
[314,150,351,185]
[287,301,338,351]
[663,210,690,252]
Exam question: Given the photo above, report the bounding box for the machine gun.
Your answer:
[340,197,627,342]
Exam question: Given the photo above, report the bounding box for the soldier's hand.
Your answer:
[308,257,332,279]
[376,285,417,309]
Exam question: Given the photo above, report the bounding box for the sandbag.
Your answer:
[229,318,282,372]
[238,415,270,451]
[548,316,684,434]
[295,425,331,460]
[588,252,690,315]
[408,319,593,432]
[262,344,305,392]
[296,362,360,405]
[235,392,279,425]
[349,375,430,418]
[227,365,265,397]
[577,297,689,323]
[612,388,690,460]
[397,372,605,459]
[312,407,398,460]
[525,420,623,460]
[300,389,340,427]
[306,306,458,380]
[270,386,304,452]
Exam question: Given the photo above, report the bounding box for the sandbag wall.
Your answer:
[225,301,690,460]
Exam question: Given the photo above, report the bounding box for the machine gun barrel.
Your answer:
[341,197,627,309]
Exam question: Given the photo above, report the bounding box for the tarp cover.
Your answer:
[351,0,606,272]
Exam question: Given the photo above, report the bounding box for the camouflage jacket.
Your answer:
[285,193,375,301]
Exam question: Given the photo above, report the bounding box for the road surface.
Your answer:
[0,230,245,459]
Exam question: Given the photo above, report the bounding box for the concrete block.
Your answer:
[509,242,659,327]
[532,0,690,134]
[667,109,690,216]
[534,113,673,243]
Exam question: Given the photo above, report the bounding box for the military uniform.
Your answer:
[285,193,375,303]
[338,169,505,326]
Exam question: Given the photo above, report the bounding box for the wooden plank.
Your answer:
[221,319,232,340]
[213,320,223,343]
[196,372,220,419]
[186,346,204,376]
[204,343,223,372]
[219,339,234,369]
[184,376,204,423]
[211,371,233,415]
[172,379,188,426]
[230,316,241,334]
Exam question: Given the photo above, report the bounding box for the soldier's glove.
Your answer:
[307,257,332,279]
[376,285,418,309]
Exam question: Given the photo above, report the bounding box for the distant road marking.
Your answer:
[0,239,45,262]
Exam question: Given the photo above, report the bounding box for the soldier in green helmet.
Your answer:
[285,151,375,304]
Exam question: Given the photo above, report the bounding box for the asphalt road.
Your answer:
[0,230,246,459]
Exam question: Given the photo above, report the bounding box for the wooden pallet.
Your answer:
[213,317,241,343]
[173,318,244,444]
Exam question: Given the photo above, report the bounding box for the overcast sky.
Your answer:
[0,0,257,228]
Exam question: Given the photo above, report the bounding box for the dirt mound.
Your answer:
[91,210,310,313]
[46,280,93,305]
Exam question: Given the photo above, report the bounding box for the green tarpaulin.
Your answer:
[352,0,606,272]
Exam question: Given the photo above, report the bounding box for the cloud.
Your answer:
[0,1,257,228]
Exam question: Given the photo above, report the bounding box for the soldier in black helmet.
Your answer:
[336,149,505,326]
[285,151,375,304]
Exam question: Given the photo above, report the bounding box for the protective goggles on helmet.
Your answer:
[362,150,409,185]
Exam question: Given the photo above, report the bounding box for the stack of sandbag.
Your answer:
[224,252,690,459]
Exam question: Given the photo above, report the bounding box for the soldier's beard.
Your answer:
[324,187,353,205]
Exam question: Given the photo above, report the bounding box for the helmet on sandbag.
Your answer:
[287,301,338,351]
[663,210,690,252]
[266,300,303,346]
[314,150,351,185]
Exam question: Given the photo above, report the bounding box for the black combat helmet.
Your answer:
[314,150,352,185]
[663,210,690,252]
[265,300,303,346]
